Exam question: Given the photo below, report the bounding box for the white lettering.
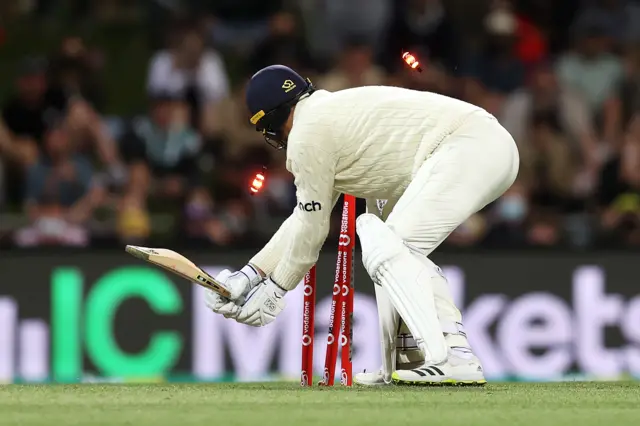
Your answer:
[18,319,49,381]
[189,263,639,382]
[574,267,624,377]
[497,294,572,378]
[0,297,17,383]
[192,267,228,379]
[622,296,640,375]
[302,301,312,337]
[464,295,508,378]
[441,266,464,310]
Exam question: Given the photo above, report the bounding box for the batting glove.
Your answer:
[234,277,287,327]
[204,265,263,318]
[204,269,238,318]
[221,265,264,302]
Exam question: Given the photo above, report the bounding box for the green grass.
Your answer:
[1,382,639,426]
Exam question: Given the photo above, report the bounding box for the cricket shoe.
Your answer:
[354,369,389,386]
[391,348,486,386]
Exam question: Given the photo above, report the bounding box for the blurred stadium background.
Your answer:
[0,0,639,384]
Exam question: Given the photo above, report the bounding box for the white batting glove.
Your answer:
[221,265,264,302]
[204,266,263,318]
[234,278,287,327]
[205,292,240,318]
[204,270,238,318]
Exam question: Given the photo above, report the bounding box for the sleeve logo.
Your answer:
[298,201,322,212]
[282,80,297,93]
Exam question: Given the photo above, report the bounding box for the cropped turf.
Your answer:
[1,382,639,426]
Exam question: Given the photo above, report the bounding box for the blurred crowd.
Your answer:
[1,0,640,250]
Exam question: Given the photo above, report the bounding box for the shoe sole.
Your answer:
[354,376,389,386]
[353,381,389,386]
[391,372,487,387]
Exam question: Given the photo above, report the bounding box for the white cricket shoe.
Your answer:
[391,349,486,386]
[354,369,389,386]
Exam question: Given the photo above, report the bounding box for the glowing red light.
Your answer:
[402,52,423,72]
[249,169,267,195]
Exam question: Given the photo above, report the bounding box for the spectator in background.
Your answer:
[597,113,640,245]
[458,77,496,113]
[207,75,295,236]
[297,0,390,68]
[193,0,285,55]
[147,0,184,50]
[459,0,526,112]
[0,116,27,198]
[523,112,588,245]
[577,0,640,45]
[2,57,66,166]
[1,57,69,206]
[619,45,640,127]
[518,112,579,202]
[49,36,125,185]
[14,122,104,247]
[512,9,548,67]
[249,11,310,72]
[0,119,15,208]
[185,185,253,247]
[49,35,106,111]
[1,56,123,204]
[147,22,230,140]
[118,93,204,242]
[317,39,386,92]
[508,0,581,54]
[483,181,530,247]
[488,113,581,248]
[500,62,599,171]
[556,14,624,152]
[209,77,271,163]
[383,0,458,71]
[0,158,3,209]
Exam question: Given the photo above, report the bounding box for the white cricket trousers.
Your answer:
[366,110,519,374]
[386,110,519,253]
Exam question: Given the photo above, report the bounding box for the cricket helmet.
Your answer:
[246,65,315,149]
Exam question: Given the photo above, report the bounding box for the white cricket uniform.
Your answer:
[250,86,519,291]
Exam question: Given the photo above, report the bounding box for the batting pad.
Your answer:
[374,285,400,382]
[356,214,448,364]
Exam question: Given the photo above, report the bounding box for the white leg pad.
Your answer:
[374,285,399,383]
[356,213,448,364]
[411,253,470,349]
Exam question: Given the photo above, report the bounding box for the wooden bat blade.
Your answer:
[125,245,232,298]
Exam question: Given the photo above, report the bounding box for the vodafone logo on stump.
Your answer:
[300,371,309,386]
[338,235,351,247]
[302,299,313,346]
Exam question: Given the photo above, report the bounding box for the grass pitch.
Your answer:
[1,382,639,426]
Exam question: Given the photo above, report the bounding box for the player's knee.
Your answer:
[356,213,406,274]
[388,208,475,257]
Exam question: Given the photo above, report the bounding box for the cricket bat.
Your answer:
[125,245,231,298]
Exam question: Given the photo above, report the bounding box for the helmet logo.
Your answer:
[282,79,297,93]
[250,110,265,125]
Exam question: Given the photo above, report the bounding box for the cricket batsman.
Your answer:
[204,65,519,385]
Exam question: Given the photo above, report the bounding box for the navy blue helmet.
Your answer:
[246,65,315,149]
